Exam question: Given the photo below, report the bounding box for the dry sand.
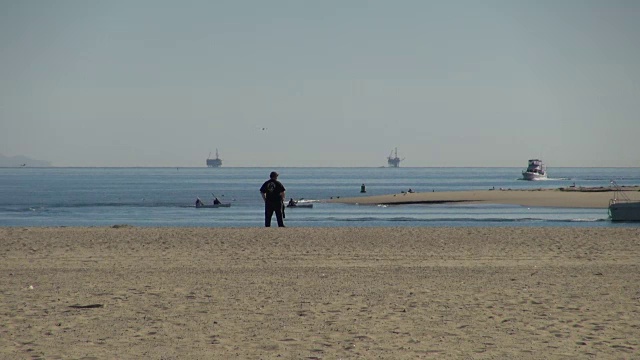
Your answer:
[329,186,640,209]
[1,226,639,359]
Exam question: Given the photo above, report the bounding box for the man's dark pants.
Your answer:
[265,201,285,227]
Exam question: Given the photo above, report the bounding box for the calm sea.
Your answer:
[0,167,638,228]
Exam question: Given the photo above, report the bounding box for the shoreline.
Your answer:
[328,186,640,209]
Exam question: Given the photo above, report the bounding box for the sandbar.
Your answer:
[329,186,640,209]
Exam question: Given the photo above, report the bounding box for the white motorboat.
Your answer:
[522,159,547,180]
[608,181,640,221]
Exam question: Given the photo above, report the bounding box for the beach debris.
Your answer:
[69,304,105,309]
[28,285,34,290]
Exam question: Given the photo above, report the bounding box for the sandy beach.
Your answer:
[1,226,639,359]
[329,186,640,209]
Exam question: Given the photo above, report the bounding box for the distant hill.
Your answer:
[0,154,51,167]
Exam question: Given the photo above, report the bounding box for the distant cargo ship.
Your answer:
[206,149,222,167]
[387,148,404,167]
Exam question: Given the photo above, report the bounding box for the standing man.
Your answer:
[260,171,286,227]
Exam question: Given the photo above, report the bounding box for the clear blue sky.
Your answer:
[1,0,639,167]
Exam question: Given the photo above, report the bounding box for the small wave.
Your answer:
[0,206,49,213]
[16,202,198,209]
[318,216,607,223]
[336,217,381,222]
[578,218,607,222]
[517,177,573,181]
[295,199,320,204]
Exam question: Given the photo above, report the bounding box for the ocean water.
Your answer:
[0,167,638,228]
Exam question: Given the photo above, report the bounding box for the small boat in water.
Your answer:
[286,203,313,208]
[195,195,229,208]
[608,181,640,221]
[287,198,313,208]
[609,201,640,221]
[196,203,231,208]
[522,159,547,180]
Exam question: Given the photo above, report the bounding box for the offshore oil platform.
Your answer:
[387,148,404,167]
[206,149,222,167]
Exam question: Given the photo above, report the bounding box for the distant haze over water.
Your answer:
[0,154,51,167]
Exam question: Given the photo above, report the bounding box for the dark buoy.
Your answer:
[360,184,366,193]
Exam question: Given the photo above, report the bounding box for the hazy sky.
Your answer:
[1,0,639,167]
